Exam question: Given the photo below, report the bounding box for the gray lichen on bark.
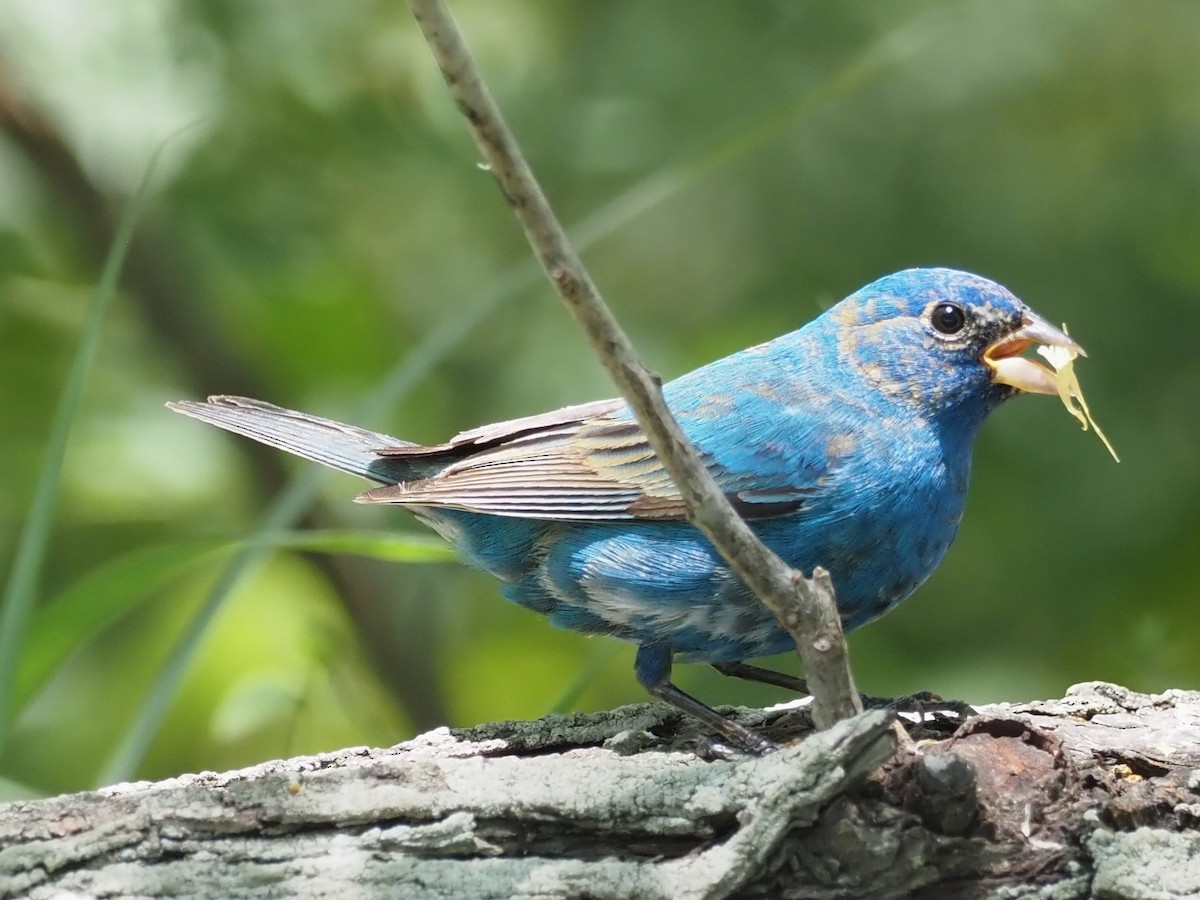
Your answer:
[2,683,1199,899]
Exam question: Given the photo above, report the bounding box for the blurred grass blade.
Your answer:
[98,436,473,784]
[15,539,230,713]
[0,142,167,755]
[101,23,921,783]
[261,530,456,564]
[16,529,450,731]
[96,517,458,786]
[547,644,620,715]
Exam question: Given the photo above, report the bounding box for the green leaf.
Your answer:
[97,521,457,785]
[0,134,170,753]
[15,539,230,714]
[15,530,451,722]
[259,529,456,564]
[209,673,303,744]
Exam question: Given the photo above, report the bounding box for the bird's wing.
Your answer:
[360,402,839,522]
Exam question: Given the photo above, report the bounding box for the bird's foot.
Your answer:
[651,682,777,755]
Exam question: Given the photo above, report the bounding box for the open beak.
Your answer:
[982,311,1086,395]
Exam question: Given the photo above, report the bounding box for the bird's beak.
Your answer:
[982,311,1086,395]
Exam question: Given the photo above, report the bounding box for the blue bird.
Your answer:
[170,267,1081,750]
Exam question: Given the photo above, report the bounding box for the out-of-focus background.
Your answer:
[0,0,1196,798]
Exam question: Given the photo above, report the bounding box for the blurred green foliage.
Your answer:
[0,0,1196,797]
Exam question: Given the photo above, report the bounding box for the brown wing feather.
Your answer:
[373,398,624,457]
[358,407,814,522]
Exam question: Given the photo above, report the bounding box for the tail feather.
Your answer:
[167,395,416,485]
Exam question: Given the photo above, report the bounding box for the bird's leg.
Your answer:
[635,645,776,754]
[712,661,810,695]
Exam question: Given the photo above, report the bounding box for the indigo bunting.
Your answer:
[171,267,1082,749]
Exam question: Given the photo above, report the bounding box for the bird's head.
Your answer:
[828,267,1082,428]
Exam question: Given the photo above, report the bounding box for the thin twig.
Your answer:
[406,0,862,729]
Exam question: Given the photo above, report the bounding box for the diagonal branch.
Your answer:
[405,0,862,729]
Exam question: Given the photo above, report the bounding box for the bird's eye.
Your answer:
[930,302,967,335]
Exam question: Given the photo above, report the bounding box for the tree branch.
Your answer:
[405,0,861,729]
[4,683,1198,898]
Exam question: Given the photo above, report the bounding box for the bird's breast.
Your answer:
[777,420,970,628]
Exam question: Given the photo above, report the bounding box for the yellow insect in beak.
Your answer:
[983,312,1119,462]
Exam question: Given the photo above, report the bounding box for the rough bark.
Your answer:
[1,682,1198,899]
